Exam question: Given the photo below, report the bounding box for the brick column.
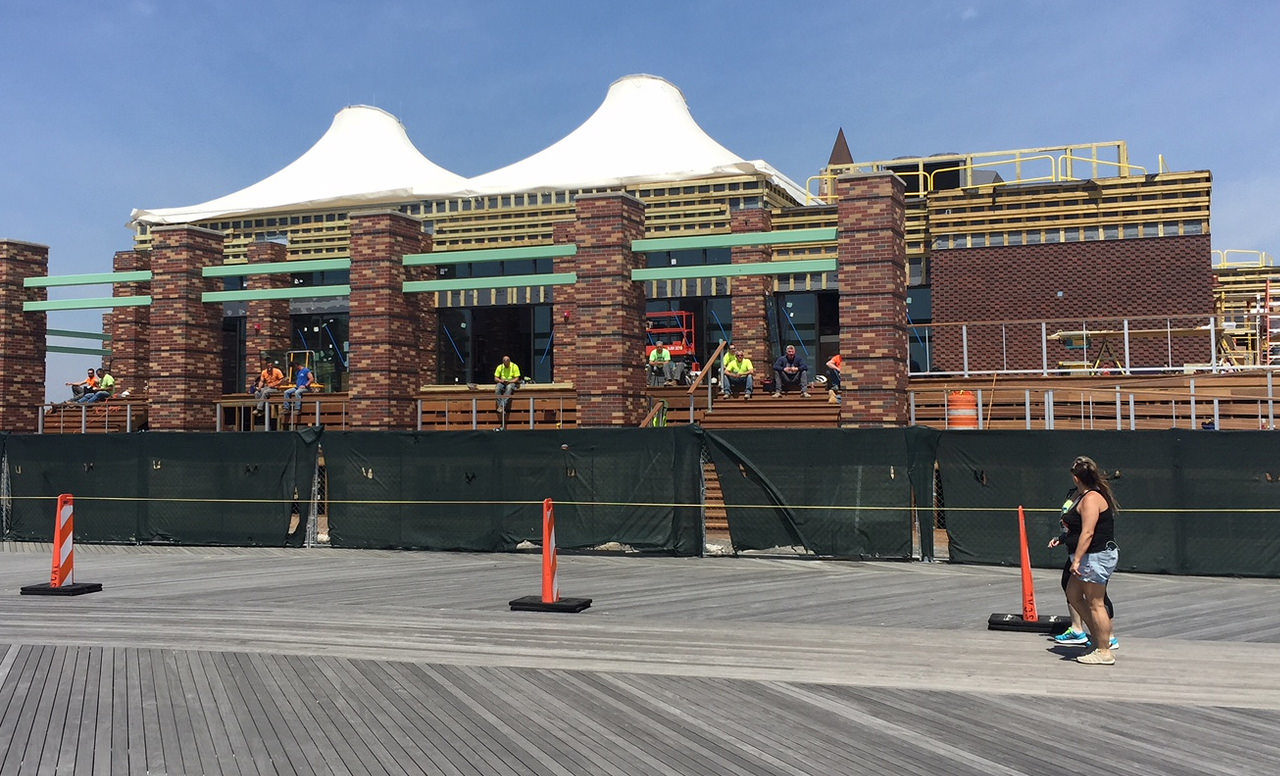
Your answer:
[243,241,292,383]
[147,226,225,430]
[407,233,438,385]
[551,220,578,383]
[105,249,151,395]
[729,207,773,367]
[567,193,648,427]
[836,173,909,427]
[0,240,48,431]
[347,210,423,430]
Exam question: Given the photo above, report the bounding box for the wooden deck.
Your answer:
[2,543,1278,774]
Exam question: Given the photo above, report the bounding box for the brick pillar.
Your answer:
[407,233,438,385]
[147,226,225,430]
[836,173,909,427]
[105,249,151,395]
[243,241,292,383]
[347,210,423,430]
[551,220,577,383]
[729,207,773,367]
[0,240,48,431]
[567,193,648,427]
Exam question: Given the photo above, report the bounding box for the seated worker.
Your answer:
[494,355,521,412]
[76,368,116,404]
[65,368,98,400]
[283,359,316,412]
[647,340,675,387]
[721,345,754,399]
[773,345,810,398]
[252,357,285,416]
[824,353,843,404]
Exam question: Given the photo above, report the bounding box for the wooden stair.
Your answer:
[697,391,842,429]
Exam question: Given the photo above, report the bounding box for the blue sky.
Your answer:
[3,1,1278,398]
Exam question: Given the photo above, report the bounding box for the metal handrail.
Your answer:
[926,155,1058,191]
[1057,152,1146,180]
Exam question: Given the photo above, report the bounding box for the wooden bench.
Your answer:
[41,398,148,434]
[417,384,577,431]
[218,392,349,431]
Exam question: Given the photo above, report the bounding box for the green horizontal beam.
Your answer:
[632,228,837,253]
[404,272,577,293]
[47,345,112,357]
[404,244,577,266]
[24,296,152,312]
[24,270,152,288]
[203,258,351,278]
[202,285,351,303]
[633,259,837,282]
[48,329,112,341]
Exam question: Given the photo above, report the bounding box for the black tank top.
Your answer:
[1062,489,1115,554]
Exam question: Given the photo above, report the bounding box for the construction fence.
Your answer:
[1,426,1277,577]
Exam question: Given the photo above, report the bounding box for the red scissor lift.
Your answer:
[645,311,698,385]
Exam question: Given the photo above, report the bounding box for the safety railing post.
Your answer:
[908,391,916,425]
[1123,319,1131,374]
[962,324,970,378]
[79,405,86,434]
[1045,389,1055,430]
[1041,322,1048,376]
[1024,389,1031,429]
[1189,378,1197,429]
[38,405,44,434]
[417,399,423,431]
[1129,394,1136,431]
[1268,370,1275,429]
[976,389,984,429]
[1209,317,1218,373]
[529,396,535,430]
[471,397,477,430]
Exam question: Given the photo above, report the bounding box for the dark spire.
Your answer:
[827,128,853,166]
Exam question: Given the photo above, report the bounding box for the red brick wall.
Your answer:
[0,240,48,431]
[147,226,225,430]
[566,193,648,427]
[552,220,577,380]
[931,235,1214,372]
[106,250,151,396]
[244,242,291,388]
[347,210,426,430]
[730,208,772,366]
[836,174,909,427]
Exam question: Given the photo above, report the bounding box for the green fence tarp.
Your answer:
[703,428,936,559]
[937,430,1280,577]
[5,432,317,546]
[321,427,703,555]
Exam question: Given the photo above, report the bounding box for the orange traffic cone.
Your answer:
[510,498,591,613]
[987,505,1068,633]
[22,494,102,596]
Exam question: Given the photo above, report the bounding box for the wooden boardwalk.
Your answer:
[2,543,1279,775]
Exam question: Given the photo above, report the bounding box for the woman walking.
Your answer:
[1055,456,1120,665]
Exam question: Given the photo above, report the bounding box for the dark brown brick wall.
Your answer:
[0,240,48,431]
[730,208,772,365]
[348,211,428,430]
[931,235,1214,372]
[836,174,909,427]
[147,226,225,430]
[565,193,648,427]
[105,250,151,396]
[244,242,291,387]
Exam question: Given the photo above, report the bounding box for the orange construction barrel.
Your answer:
[947,390,978,429]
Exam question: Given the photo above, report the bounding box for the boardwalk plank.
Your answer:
[3,546,1280,775]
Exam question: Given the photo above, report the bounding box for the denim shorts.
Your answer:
[1079,544,1118,584]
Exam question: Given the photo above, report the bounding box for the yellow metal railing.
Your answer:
[806,141,1144,202]
[1212,249,1274,268]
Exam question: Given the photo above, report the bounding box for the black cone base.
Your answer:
[21,582,103,596]
[509,595,592,613]
[987,612,1071,633]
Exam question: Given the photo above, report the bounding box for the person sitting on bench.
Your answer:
[494,355,522,413]
[76,368,116,404]
[283,360,316,413]
[721,345,754,399]
[647,340,675,386]
[773,345,810,398]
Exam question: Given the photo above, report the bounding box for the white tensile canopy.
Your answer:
[464,74,808,201]
[129,105,469,226]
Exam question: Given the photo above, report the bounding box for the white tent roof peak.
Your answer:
[464,73,808,201]
[130,104,468,226]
